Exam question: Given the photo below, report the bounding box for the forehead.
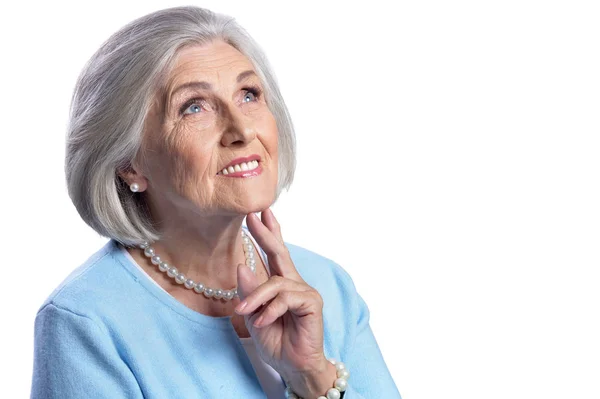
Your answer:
[167,40,255,86]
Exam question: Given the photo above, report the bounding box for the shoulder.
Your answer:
[285,242,359,304]
[35,239,135,320]
[286,242,352,280]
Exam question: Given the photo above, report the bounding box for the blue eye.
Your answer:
[243,92,256,103]
[243,86,262,103]
[182,102,202,115]
[179,86,262,116]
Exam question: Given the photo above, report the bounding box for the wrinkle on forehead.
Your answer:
[160,41,255,114]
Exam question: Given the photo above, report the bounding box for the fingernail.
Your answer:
[253,315,264,327]
[235,301,247,314]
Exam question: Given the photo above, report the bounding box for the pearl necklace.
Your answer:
[136,230,257,302]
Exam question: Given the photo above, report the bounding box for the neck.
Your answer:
[142,212,249,290]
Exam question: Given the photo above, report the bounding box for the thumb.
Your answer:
[236,263,260,301]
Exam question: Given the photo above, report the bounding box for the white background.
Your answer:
[1,0,599,398]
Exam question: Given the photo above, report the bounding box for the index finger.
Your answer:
[246,212,300,280]
[261,208,284,245]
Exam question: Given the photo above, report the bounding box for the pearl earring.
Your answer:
[130,183,140,192]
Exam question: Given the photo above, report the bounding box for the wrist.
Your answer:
[284,357,348,399]
[284,357,335,398]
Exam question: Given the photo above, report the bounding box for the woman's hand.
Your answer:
[235,209,337,398]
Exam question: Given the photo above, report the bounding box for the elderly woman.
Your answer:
[30,6,400,399]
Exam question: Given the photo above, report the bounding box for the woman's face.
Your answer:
[139,40,279,219]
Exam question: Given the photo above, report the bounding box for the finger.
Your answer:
[245,309,264,332]
[262,208,283,244]
[246,212,281,255]
[246,213,299,279]
[236,263,260,303]
[253,290,323,328]
[235,275,309,315]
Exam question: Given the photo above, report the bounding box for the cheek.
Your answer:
[156,125,213,186]
[261,113,279,158]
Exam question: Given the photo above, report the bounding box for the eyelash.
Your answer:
[179,85,263,116]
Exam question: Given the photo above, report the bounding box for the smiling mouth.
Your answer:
[216,160,263,178]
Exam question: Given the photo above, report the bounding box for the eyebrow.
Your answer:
[170,70,258,98]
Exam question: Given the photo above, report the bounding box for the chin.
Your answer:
[242,190,276,214]
[219,186,276,217]
[209,168,278,216]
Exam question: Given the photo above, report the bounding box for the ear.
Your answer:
[117,162,149,193]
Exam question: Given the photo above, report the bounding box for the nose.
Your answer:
[219,100,257,147]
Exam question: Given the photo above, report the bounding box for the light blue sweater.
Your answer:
[31,234,401,398]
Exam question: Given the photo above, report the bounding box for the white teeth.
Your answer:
[220,160,260,175]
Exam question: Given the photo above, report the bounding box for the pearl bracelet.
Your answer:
[284,358,349,399]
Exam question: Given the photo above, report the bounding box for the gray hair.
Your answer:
[65,6,296,246]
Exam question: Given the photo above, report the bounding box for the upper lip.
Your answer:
[220,154,261,171]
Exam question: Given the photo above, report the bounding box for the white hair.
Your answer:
[65,6,296,246]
